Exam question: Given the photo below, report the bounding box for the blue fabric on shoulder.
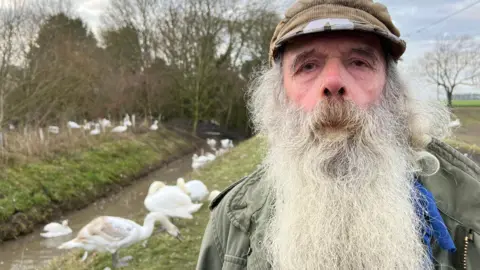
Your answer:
[414,180,456,258]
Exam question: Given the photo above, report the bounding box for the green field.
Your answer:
[45,135,267,270]
[451,100,480,107]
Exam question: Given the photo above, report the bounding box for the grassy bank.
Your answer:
[0,128,195,242]
[45,135,267,270]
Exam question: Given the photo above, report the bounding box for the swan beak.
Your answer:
[176,233,183,242]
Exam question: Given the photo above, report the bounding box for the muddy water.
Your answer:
[0,153,195,270]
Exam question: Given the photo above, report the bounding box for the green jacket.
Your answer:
[196,138,480,270]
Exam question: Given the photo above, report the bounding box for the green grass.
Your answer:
[44,135,267,270]
[0,128,194,241]
[451,100,480,107]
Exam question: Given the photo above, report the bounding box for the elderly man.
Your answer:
[197,1,480,269]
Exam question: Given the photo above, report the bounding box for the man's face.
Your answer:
[281,32,387,111]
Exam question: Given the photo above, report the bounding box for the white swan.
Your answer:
[83,120,91,130]
[123,114,132,126]
[58,212,181,268]
[111,120,128,133]
[206,138,217,150]
[90,123,101,135]
[208,190,221,202]
[205,152,216,162]
[146,180,163,195]
[100,118,112,128]
[177,178,209,202]
[40,219,72,238]
[192,153,211,170]
[148,179,189,195]
[150,120,158,131]
[67,121,81,129]
[144,181,202,219]
[220,139,234,149]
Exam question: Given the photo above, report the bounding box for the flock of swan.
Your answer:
[61,114,158,135]
[5,114,159,136]
[192,138,234,170]
[38,137,233,269]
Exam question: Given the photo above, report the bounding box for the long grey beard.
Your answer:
[262,135,430,270]
[249,64,433,270]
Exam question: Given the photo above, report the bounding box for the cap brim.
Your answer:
[273,18,406,61]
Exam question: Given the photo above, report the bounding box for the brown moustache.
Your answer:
[309,99,366,132]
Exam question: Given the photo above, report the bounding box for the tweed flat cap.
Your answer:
[269,0,406,64]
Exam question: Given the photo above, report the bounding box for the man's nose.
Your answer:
[320,60,347,99]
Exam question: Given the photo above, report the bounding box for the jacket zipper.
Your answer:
[463,229,474,269]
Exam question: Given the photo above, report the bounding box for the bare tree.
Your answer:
[30,0,74,17]
[155,0,274,133]
[420,35,480,107]
[0,0,29,127]
[3,2,101,126]
[101,0,161,68]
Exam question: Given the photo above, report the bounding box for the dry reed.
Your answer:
[0,121,149,167]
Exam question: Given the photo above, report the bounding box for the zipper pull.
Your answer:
[468,230,474,242]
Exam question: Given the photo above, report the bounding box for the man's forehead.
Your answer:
[283,31,384,57]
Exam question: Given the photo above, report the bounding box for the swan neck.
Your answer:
[178,181,188,194]
[140,215,157,240]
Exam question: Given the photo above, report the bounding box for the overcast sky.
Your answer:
[73,0,480,100]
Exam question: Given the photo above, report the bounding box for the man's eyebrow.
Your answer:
[291,48,317,72]
[289,46,380,72]
[350,46,379,63]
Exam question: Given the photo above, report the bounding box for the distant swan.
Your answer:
[40,219,72,238]
[177,178,209,202]
[150,120,158,131]
[111,119,129,133]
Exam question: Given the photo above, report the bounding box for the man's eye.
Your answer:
[300,62,317,72]
[351,60,369,68]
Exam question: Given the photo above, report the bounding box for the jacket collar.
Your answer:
[225,167,269,233]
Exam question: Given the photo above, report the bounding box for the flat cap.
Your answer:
[269,0,406,64]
